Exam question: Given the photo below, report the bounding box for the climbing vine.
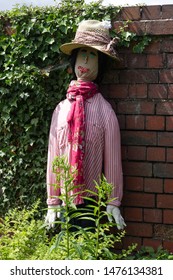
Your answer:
[0,0,145,215]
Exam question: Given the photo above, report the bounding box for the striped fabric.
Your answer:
[46,93,123,207]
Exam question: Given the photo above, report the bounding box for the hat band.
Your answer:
[73,31,119,58]
[73,31,110,48]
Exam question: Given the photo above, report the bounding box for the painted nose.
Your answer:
[84,55,88,64]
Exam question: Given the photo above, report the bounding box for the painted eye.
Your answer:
[90,52,96,58]
[81,53,87,58]
[80,49,87,58]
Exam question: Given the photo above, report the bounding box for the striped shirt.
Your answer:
[47,92,123,207]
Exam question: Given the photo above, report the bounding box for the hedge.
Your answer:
[0,0,124,215]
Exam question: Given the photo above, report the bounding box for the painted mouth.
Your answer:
[78,66,89,74]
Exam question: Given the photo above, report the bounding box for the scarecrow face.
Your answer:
[75,47,98,81]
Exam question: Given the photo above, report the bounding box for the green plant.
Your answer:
[0,0,129,216]
[0,200,47,260]
[0,160,136,260]
[0,0,150,216]
[128,246,173,260]
[133,35,152,53]
[46,155,136,260]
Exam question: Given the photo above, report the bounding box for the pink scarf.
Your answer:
[66,80,98,204]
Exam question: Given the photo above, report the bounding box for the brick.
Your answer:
[124,207,143,222]
[108,84,128,99]
[154,163,173,178]
[146,19,173,35]
[122,131,157,146]
[144,178,163,193]
[145,40,161,54]
[166,116,173,131]
[154,224,173,240]
[120,70,158,84]
[123,162,153,177]
[158,132,173,146]
[147,54,164,68]
[108,99,117,113]
[112,54,126,69]
[168,84,173,99]
[117,46,133,55]
[123,236,142,250]
[125,176,144,191]
[159,70,173,83]
[157,102,173,115]
[164,179,173,193]
[148,84,167,99]
[129,84,147,99]
[143,238,162,250]
[126,54,146,68]
[161,38,173,52]
[102,70,119,84]
[142,5,161,20]
[126,115,145,130]
[128,21,146,36]
[146,116,165,130]
[147,147,165,162]
[163,240,173,253]
[167,148,173,162]
[115,6,141,21]
[122,192,155,207]
[163,210,173,224]
[162,5,173,19]
[100,84,110,97]
[127,146,146,160]
[121,146,127,160]
[157,194,173,208]
[117,115,125,130]
[118,101,155,115]
[126,222,153,237]
[144,209,162,223]
[167,54,173,68]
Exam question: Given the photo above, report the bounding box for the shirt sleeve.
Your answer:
[46,107,61,206]
[104,110,123,207]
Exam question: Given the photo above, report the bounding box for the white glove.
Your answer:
[106,205,126,230]
[45,205,60,228]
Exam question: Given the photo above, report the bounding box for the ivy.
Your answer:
[0,0,143,215]
[133,35,152,53]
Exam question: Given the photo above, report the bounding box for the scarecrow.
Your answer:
[45,20,126,230]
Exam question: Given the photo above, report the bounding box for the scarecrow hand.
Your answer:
[106,205,126,230]
[45,205,60,229]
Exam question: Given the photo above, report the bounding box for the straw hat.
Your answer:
[60,20,119,60]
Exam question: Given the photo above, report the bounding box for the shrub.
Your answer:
[0,201,48,260]
[129,246,173,260]
[0,157,136,260]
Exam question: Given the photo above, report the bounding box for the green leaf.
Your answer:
[38,52,48,61]
[21,47,31,57]
[45,37,55,45]
[51,44,60,53]
[59,25,68,34]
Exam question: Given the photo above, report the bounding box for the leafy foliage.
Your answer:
[48,155,135,260]
[0,0,146,215]
[0,201,48,260]
[1,202,171,260]
[0,158,136,260]
[128,246,173,260]
[2,157,171,260]
[0,0,121,214]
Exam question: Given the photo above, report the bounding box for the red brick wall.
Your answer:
[103,5,173,252]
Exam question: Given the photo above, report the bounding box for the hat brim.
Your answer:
[60,42,119,61]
